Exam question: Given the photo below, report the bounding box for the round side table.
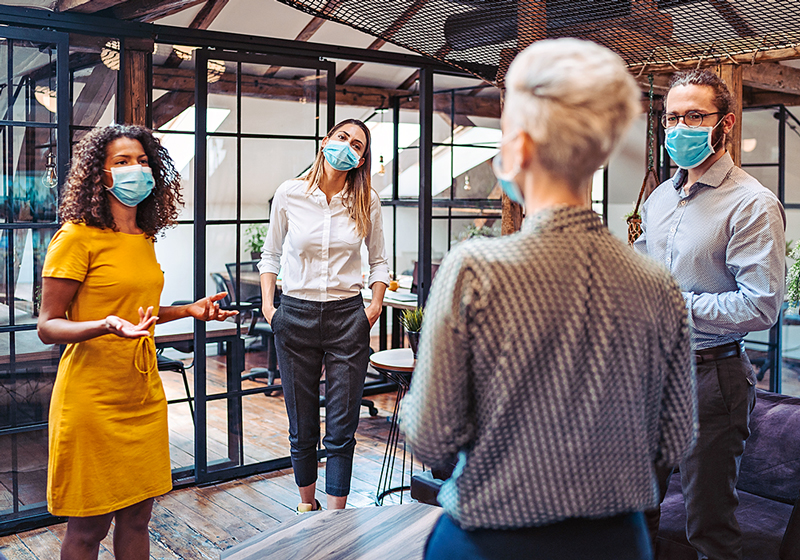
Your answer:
[369,348,415,505]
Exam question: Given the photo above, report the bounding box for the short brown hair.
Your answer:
[667,69,735,115]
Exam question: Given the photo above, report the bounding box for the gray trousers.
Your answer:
[271,293,371,497]
[647,351,756,560]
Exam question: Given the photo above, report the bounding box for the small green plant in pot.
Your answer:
[245,224,269,260]
[787,244,800,311]
[400,307,424,358]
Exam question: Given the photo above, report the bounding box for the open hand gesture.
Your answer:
[104,306,158,338]
[187,292,239,322]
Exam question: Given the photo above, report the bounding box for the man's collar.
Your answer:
[671,152,734,191]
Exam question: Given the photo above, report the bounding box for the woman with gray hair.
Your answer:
[401,39,697,559]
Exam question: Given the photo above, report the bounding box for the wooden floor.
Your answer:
[1,339,425,559]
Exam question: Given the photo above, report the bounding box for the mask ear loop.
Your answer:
[709,116,727,153]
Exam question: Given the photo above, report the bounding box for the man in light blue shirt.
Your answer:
[636,69,786,560]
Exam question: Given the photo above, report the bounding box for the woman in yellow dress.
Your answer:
[37,124,236,560]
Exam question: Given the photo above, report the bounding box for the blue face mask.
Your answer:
[323,140,361,171]
[664,122,723,170]
[105,165,155,207]
[492,152,524,206]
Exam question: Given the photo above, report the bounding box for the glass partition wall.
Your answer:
[1,27,69,533]
[191,49,335,483]
[0,9,471,532]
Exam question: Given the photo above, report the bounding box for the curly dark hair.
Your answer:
[59,124,183,237]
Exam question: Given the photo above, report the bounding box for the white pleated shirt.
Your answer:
[258,179,390,301]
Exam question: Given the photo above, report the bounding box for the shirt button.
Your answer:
[670,226,676,233]
[679,200,686,206]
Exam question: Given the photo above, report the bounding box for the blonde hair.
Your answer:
[504,39,641,190]
[303,119,374,239]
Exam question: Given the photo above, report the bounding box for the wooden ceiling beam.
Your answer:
[741,62,800,96]
[111,0,205,22]
[709,0,757,38]
[189,0,228,29]
[263,16,329,78]
[336,37,385,85]
[263,0,347,78]
[152,90,195,128]
[295,16,328,42]
[395,44,453,91]
[743,90,800,107]
[630,46,800,74]
[162,0,229,68]
[398,70,419,91]
[152,66,500,118]
[56,0,125,13]
[73,64,116,126]
[336,0,430,85]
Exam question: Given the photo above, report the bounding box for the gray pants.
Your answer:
[270,293,371,497]
[648,352,756,560]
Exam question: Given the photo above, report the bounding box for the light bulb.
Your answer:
[42,152,58,188]
[378,155,385,176]
[463,175,471,191]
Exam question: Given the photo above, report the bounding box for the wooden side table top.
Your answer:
[221,503,441,560]
[369,348,415,373]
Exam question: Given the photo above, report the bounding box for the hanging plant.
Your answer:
[628,74,657,246]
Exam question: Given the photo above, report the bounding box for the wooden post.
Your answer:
[498,0,545,235]
[122,37,154,126]
[714,64,743,167]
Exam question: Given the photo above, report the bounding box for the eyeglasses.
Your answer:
[661,111,724,129]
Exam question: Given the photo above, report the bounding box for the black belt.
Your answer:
[694,342,742,365]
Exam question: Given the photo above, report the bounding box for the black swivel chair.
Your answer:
[157,352,195,423]
[224,262,282,391]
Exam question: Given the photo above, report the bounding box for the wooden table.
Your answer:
[369,348,416,505]
[221,503,441,560]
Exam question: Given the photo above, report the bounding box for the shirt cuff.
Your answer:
[683,291,695,332]
[368,264,391,288]
[257,255,280,276]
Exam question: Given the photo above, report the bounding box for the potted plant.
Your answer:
[400,307,424,358]
[787,243,800,310]
[245,224,268,260]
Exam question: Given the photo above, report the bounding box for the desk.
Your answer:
[221,503,441,560]
[370,348,415,505]
[363,289,418,350]
[155,318,246,467]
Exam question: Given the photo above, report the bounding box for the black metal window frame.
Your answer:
[0,25,69,536]
[0,2,483,533]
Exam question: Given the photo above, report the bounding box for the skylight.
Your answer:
[156,106,231,174]
[380,126,501,198]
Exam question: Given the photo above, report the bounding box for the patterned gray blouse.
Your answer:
[400,206,698,530]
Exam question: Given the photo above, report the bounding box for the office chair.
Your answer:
[157,299,196,423]
[224,263,283,391]
[157,352,194,423]
[410,260,441,294]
